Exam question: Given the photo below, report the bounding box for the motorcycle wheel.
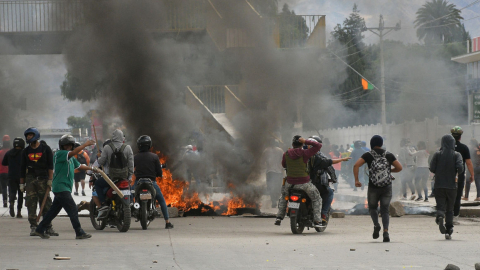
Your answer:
[140,200,149,230]
[290,212,305,234]
[115,199,131,232]
[89,199,106,230]
[315,208,331,232]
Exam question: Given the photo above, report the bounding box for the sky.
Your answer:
[280,0,480,44]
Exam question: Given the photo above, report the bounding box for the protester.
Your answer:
[34,135,95,239]
[463,139,479,201]
[2,137,25,218]
[329,144,343,191]
[0,135,11,207]
[467,145,480,201]
[409,141,430,202]
[450,127,474,224]
[262,139,284,208]
[20,127,58,236]
[73,142,90,196]
[353,135,402,242]
[429,134,463,240]
[399,138,416,200]
[275,136,323,228]
[361,141,370,152]
[350,140,366,191]
[339,145,345,154]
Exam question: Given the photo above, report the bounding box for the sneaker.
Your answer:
[474,197,480,202]
[401,196,407,200]
[46,227,59,236]
[428,193,435,198]
[165,223,174,229]
[9,204,15,217]
[313,221,324,228]
[383,232,390,242]
[424,198,429,202]
[16,210,22,218]
[74,192,79,196]
[453,216,460,225]
[410,195,416,200]
[373,224,381,239]
[76,233,92,239]
[321,214,328,226]
[415,197,423,202]
[274,218,282,226]
[445,233,452,240]
[3,201,7,207]
[437,216,446,234]
[461,197,468,201]
[30,226,37,236]
[34,231,50,239]
[82,191,86,196]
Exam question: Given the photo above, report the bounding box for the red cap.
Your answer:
[2,135,10,142]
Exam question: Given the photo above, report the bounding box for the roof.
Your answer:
[451,50,480,64]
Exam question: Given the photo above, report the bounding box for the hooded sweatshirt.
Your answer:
[429,134,463,189]
[97,129,134,180]
[281,139,321,185]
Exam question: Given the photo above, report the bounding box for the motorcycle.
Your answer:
[88,172,132,232]
[131,178,157,230]
[287,188,328,234]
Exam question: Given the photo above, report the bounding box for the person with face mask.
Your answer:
[2,137,26,218]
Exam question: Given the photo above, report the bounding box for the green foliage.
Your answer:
[60,72,107,102]
[66,115,91,129]
[278,4,309,48]
[414,0,464,45]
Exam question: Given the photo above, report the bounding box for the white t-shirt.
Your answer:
[409,149,430,168]
[262,147,284,174]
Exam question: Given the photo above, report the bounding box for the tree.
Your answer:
[414,0,463,45]
[67,115,91,129]
[278,4,309,48]
[60,72,108,102]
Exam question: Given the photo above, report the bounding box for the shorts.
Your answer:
[74,172,86,182]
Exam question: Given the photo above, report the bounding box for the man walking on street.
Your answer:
[430,134,463,239]
[353,135,402,242]
[450,127,474,225]
[262,139,284,208]
[20,127,58,236]
[2,137,26,218]
[0,135,11,207]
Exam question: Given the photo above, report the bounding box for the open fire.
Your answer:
[151,153,258,216]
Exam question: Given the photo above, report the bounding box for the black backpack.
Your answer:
[107,142,128,180]
[76,151,87,164]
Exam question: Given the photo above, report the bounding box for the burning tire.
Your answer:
[115,199,131,232]
[89,199,107,230]
[290,214,305,234]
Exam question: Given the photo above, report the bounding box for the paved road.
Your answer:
[1,214,479,270]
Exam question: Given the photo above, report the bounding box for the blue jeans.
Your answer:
[94,176,111,204]
[37,191,85,236]
[318,185,334,216]
[133,180,169,220]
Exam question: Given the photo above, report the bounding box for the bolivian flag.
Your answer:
[361,78,374,90]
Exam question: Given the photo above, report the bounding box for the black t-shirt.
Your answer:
[455,141,470,170]
[361,149,397,187]
[20,144,54,178]
[134,152,162,180]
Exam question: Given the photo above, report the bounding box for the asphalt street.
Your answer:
[1,213,480,270]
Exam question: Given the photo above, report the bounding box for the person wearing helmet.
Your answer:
[450,126,474,224]
[399,138,417,200]
[350,140,367,191]
[2,137,26,218]
[133,135,173,229]
[0,135,11,207]
[34,135,96,239]
[73,142,90,196]
[275,135,323,228]
[19,127,58,236]
[308,136,351,225]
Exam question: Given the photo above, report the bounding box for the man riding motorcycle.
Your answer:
[275,135,323,228]
[133,135,173,229]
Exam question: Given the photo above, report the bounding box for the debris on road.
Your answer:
[475,263,480,270]
[331,212,345,218]
[444,264,460,270]
[389,201,405,217]
[53,257,70,260]
[350,249,355,251]
[153,261,158,263]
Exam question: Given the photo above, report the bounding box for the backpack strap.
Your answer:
[119,144,127,153]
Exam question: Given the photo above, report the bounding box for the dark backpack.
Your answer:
[107,142,128,180]
[368,150,393,187]
[76,151,87,164]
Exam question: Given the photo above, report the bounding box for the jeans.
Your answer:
[0,173,8,203]
[94,176,111,204]
[8,177,24,208]
[435,188,457,230]
[454,174,465,217]
[367,184,392,230]
[37,191,85,236]
[317,185,334,217]
[415,167,429,198]
[266,172,283,207]
[402,166,416,197]
[465,166,480,198]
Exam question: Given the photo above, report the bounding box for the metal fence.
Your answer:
[162,0,206,31]
[273,15,325,48]
[189,85,225,113]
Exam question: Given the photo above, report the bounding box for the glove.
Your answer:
[20,184,25,193]
[47,180,52,187]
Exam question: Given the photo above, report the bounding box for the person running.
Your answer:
[450,127,474,224]
[0,135,11,207]
[262,139,284,208]
[399,138,416,200]
[73,142,90,196]
[2,137,25,218]
[409,141,430,202]
[429,134,463,240]
[463,139,478,201]
[34,135,95,239]
[353,135,402,242]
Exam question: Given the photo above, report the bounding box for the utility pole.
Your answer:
[362,15,400,139]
